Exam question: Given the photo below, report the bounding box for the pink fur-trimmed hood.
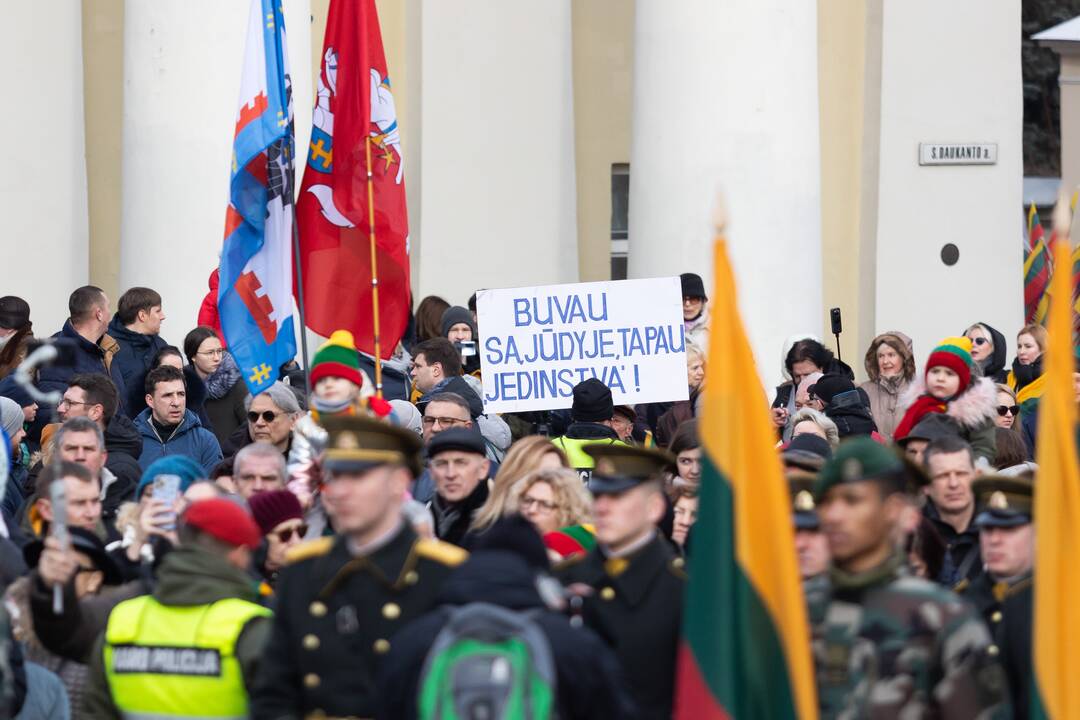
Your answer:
[899,376,997,430]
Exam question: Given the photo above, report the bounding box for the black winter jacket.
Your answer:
[376,550,634,720]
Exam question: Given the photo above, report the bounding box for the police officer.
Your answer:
[959,474,1034,719]
[789,470,829,580]
[551,379,629,482]
[251,416,467,719]
[809,437,1010,718]
[555,444,685,720]
[84,499,272,718]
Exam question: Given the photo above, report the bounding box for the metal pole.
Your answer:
[291,210,312,396]
[364,136,384,398]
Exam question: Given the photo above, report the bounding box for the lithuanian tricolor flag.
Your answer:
[673,236,816,719]
[1025,203,1051,325]
[1032,206,1080,719]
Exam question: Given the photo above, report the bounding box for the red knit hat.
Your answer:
[248,489,304,535]
[310,330,364,388]
[182,499,261,550]
[924,336,975,396]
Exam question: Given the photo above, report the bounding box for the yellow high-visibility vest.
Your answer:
[103,595,271,719]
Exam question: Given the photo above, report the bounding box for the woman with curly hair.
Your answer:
[469,435,568,534]
[509,467,592,536]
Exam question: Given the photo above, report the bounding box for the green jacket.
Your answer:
[82,546,272,719]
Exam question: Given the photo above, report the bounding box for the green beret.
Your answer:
[814,437,902,499]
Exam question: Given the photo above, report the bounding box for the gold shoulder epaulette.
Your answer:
[415,538,468,567]
[286,537,334,564]
[953,578,970,594]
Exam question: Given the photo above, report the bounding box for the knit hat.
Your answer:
[571,378,613,422]
[0,377,34,409]
[182,498,261,549]
[136,455,205,499]
[310,330,363,388]
[0,296,30,330]
[925,336,975,395]
[440,306,477,340]
[248,489,304,535]
[0,397,22,440]
[806,374,855,407]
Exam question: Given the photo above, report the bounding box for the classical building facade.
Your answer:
[2,0,1023,392]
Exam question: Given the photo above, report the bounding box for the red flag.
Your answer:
[296,0,410,358]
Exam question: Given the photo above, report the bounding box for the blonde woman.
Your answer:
[509,467,593,536]
[470,436,568,533]
[1008,324,1048,418]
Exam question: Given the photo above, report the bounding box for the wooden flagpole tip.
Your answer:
[1052,190,1072,239]
[712,194,728,237]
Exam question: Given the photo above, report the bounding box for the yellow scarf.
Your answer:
[1008,369,1047,407]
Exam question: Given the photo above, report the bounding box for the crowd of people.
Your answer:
[0,272,1074,719]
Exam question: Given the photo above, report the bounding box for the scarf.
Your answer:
[205,352,242,400]
[892,394,947,441]
[1007,356,1046,416]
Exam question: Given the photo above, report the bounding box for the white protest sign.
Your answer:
[477,277,689,414]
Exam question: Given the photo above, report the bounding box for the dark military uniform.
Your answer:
[958,474,1035,720]
[555,444,685,720]
[809,438,1011,719]
[250,416,467,720]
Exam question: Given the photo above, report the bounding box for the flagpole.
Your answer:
[364,136,384,398]
[291,216,312,396]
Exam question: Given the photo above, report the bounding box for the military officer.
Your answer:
[789,470,830,580]
[250,416,467,720]
[959,473,1034,720]
[555,444,686,720]
[810,437,1010,719]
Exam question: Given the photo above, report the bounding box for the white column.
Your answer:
[413,0,578,307]
[627,0,823,394]
[873,0,1022,363]
[0,1,89,333]
[120,0,312,348]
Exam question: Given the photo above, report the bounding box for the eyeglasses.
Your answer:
[972,337,989,346]
[58,398,90,409]
[996,405,1020,417]
[274,524,308,543]
[197,348,225,357]
[422,416,469,428]
[248,410,285,423]
[519,496,558,513]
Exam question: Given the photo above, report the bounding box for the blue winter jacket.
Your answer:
[107,315,169,419]
[133,408,223,476]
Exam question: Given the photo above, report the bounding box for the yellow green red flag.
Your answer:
[1032,219,1080,718]
[673,236,817,719]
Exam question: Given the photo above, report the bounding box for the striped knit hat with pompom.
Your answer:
[925,336,975,395]
[310,330,363,387]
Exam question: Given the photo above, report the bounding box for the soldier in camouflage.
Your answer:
[807,437,1011,718]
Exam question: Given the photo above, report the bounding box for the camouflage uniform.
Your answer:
[809,438,1011,719]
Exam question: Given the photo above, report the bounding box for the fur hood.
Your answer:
[899,376,997,430]
[863,331,916,383]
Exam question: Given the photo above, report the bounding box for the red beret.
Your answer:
[182,499,261,550]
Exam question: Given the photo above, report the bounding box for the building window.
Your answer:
[611,163,629,280]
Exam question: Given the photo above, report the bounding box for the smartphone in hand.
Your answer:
[152,474,182,531]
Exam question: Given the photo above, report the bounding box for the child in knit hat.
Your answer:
[308,330,391,419]
[893,337,998,463]
[289,331,393,509]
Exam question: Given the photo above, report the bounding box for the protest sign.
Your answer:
[477,277,689,414]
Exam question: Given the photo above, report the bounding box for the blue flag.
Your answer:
[218,0,298,395]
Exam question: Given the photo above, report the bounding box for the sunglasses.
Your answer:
[274,524,308,543]
[996,405,1020,417]
[248,410,285,423]
[972,337,989,346]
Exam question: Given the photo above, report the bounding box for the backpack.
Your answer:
[417,602,557,720]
